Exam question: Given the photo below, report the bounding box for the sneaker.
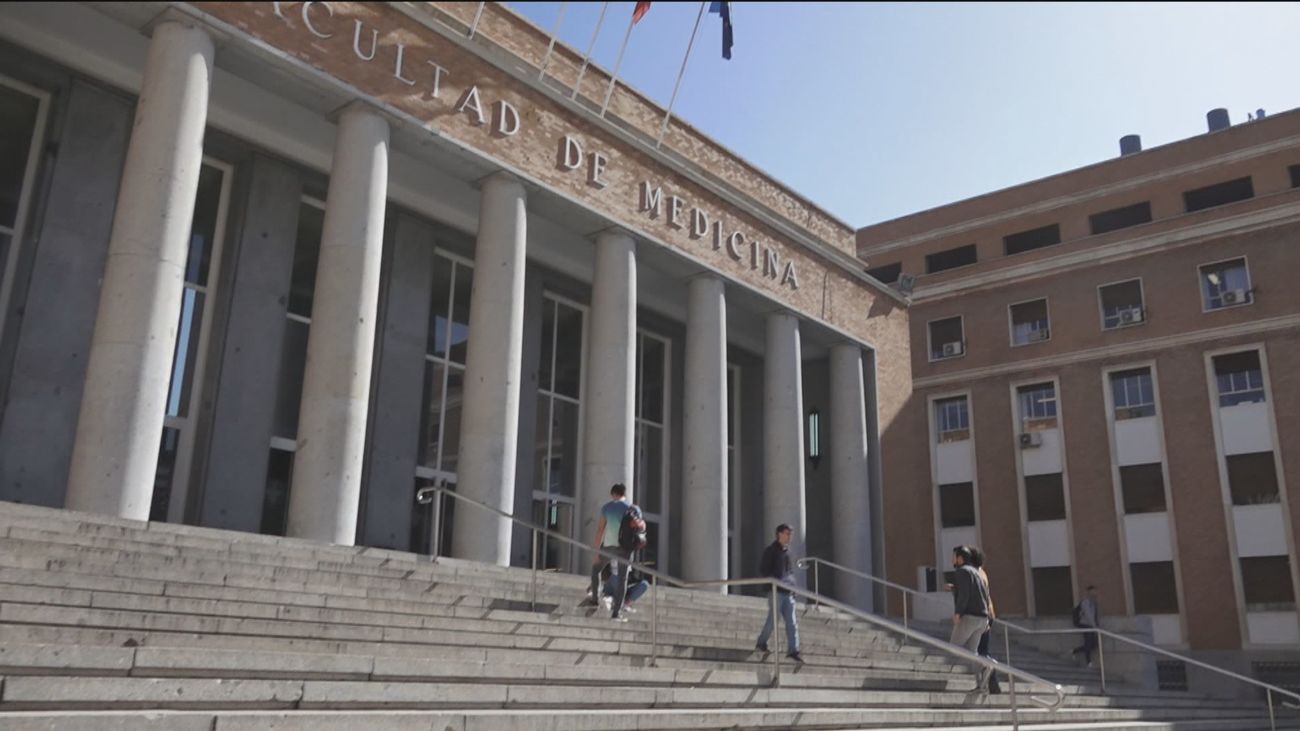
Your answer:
[787,651,804,663]
[610,614,629,623]
[755,642,769,653]
[623,602,638,615]
[600,596,613,611]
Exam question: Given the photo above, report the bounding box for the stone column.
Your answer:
[681,275,728,584]
[580,230,637,547]
[65,21,214,519]
[830,343,874,611]
[764,312,807,562]
[285,104,390,545]
[452,173,528,566]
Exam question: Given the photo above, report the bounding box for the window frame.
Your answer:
[926,315,966,363]
[634,327,673,571]
[0,73,52,347]
[1212,349,1266,408]
[934,395,970,443]
[1096,277,1147,331]
[1197,256,1253,313]
[1007,297,1052,348]
[1110,367,1156,420]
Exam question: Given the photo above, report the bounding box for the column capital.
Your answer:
[143,8,219,42]
[589,226,636,245]
[329,101,391,132]
[685,271,726,286]
[476,170,527,200]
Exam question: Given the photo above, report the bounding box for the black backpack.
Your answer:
[617,503,647,551]
[1072,602,1085,627]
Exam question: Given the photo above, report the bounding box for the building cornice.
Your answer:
[858,133,1300,258]
[912,313,1300,390]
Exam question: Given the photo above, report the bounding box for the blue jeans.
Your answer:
[757,591,799,653]
[605,573,648,605]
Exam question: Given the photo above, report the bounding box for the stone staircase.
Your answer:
[0,500,1293,730]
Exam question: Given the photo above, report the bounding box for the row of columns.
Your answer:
[60,19,875,606]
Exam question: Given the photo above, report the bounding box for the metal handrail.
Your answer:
[797,555,1300,728]
[415,484,1064,727]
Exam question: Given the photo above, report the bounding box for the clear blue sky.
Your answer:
[506,1,1300,227]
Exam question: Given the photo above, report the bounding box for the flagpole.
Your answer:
[538,2,569,80]
[655,1,706,148]
[599,8,639,117]
[572,1,610,100]
[467,1,487,39]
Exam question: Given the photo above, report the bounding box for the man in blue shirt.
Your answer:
[580,483,630,614]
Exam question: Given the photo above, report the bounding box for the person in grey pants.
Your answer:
[949,545,993,693]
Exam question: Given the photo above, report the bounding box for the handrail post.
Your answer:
[530,528,539,612]
[1004,622,1012,667]
[901,591,909,646]
[1268,688,1275,731]
[1096,630,1107,695]
[771,585,780,686]
[651,574,659,667]
[813,561,820,613]
[430,488,443,562]
[1008,626,1019,731]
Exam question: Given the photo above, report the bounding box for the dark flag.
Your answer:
[709,1,734,59]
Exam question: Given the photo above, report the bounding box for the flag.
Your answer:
[633,1,652,24]
[708,1,733,60]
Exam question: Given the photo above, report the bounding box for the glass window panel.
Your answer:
[0,84,40,228]
[260,448,294,536]
[935,396,969,441]
[1131,561,1180,614]
[538,300,555,392]
[1019,383,1057,421]
[440,366,464,476]
[1100,280,1144,329]
[939,483,975,528]
[1227,452,1280,506]
[726,369,736,448]
[271,319,310,439]
[929,317,963,359]
[410,477,434,555]
[288,204,324,318]
[150,427,182,522]
[1241,556,1295,609]
[426,258,453,357]
[532,393,552,495]
[640,335,665,424]
[1010,299,1050,345]
[164,288,205,418]
[638,423,664,515]
[1111,368,1155,419]
[1200,259,1252,310]
[553,302,584,399]
[184,165,223,286]
[548,399,580,498]
[1032,567,1074,616]
[448,262,473,365]
[1025,473,1066,521]
[643,520,661,569]
[1120,463,1166,514]
[418,360,447,468]
[1213,351,1265,406]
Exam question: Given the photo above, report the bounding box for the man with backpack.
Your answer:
[579,483,647,622]
[755,523,802,662]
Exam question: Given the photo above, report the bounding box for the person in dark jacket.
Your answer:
[754,523,802,662]
[950,545,993,692]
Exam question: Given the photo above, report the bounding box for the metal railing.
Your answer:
[415,485,1063,729]
[797,556,1300,729]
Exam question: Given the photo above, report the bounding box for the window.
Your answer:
[866,262,901,284]
[1227,452,1280,506]
[1130,561,1180,614]
[1099,279,1145,330]
[1290,164,1300,189]
[939,483,975,528]
[1199,258,1252,310]
[1004,224,1061,256]
[1241,556,1296,610]
[260,448,294,536]
[635,330,670,569]
[1032,567,1074,616]
[1213,351,1265,407]
[1018,382,1057,426]
[1009,299,1050,346]
[1110,367,1155,419]
[530,295,586,571]
[1120,463,1166,514]
[925,244,978,274]
[1089,202,1152,236]
[0,77,46,345]
[935,396,970,442]
[1025,473,1066,521]
[928,316,964,361]
[151,161,230,523]
[1184,177,1254,212]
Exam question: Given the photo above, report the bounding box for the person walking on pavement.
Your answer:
[968,546,1002,695]
[1072,585,1101,668]
[580,483,630,611]
[755,523,802,663]
[950,545,993,693]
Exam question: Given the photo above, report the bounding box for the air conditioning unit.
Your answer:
[941,341,964,358]
[1120,307,1144,325]
[1026,329,1050,343]
[1221,289,1249,306]
[1018,432,1043,449]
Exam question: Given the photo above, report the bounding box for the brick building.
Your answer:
[861,107,1300,681]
